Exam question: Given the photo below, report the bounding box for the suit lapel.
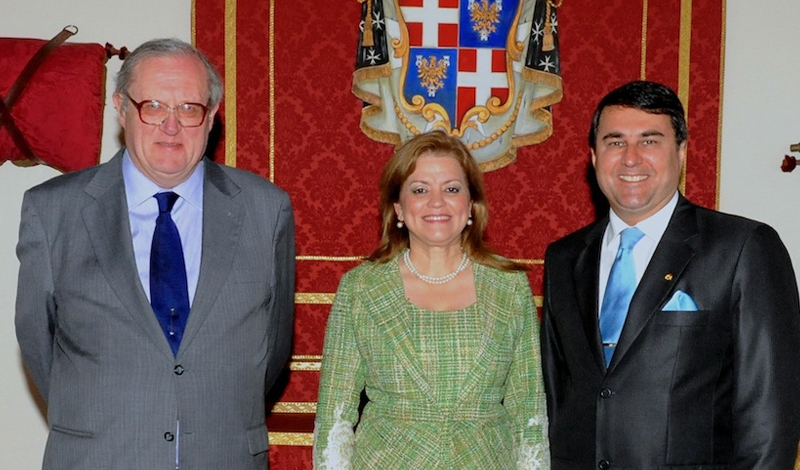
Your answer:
[456,263,502,402]
[609,197,698,370]
[177,160,244,357]
[368,260,438,404]
[574,222,608,373]
[81,151,175,359]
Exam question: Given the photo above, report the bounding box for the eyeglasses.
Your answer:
[124,94,209,128]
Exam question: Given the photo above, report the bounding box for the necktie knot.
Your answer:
[619,227,644,251]
[155,191,179,214]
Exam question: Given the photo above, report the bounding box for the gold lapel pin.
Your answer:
[664,273,674,281]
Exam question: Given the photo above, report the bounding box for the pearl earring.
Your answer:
[467,218,473,226]
[397,221,404,229]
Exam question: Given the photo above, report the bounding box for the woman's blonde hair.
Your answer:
[368,131,524,272]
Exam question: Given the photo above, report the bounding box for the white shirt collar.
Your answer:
[122,149,205,211]
[605,190,679,246]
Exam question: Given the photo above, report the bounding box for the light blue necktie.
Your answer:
[599,227,644,367]
[150,192,190,357]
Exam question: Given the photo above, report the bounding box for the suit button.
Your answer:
[164,432,175,442]
[173,365,184,375]
[598,460,610,469]
[600,388,612,398]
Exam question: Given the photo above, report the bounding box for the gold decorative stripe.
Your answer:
[510,258,544,265]
[678,0,692,109]
[296,255,544,264]
[289,360,322,372]
[297,255,367,262]
[286,356,322,371]
[268,432,313,446]
[295,293,542,308]
[678,0,692,193]
[224,0,237,167]
[190,1,196,44]
[715,1,727,210]
[295,293,335,304]
[269,0,276,182]
[271,402,317,414]
[292,355,323,361]
[640,0,648,79]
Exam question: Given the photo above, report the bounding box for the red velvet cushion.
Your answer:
[0,38,106,172]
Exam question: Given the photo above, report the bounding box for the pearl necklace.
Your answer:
[403,250,471,285]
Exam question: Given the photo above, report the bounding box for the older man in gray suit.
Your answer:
[15,38,295,469]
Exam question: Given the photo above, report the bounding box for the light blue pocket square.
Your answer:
[662,290,699,311]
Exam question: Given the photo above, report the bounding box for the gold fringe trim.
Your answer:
[352,62,393,90]
[478,149,518,172]
[519,69,563,109]
[360,105,404,145]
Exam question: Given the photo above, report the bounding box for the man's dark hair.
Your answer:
[589,80,688,149]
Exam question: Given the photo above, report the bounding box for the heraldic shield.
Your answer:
[354,0,563,171]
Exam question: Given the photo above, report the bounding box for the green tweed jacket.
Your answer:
[313,255,549,469]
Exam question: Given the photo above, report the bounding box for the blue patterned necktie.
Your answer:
[599,227,644,367]
[150,192,190,357]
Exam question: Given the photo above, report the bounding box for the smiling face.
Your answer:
[393,153,473,251]
[592,105,686,225]
[112,54,218,189]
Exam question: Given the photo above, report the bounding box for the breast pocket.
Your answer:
[656,310,711,327]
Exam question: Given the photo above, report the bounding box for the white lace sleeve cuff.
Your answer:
[313,403,356,470]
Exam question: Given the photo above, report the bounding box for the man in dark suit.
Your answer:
[541,80,800,469]
[15,38,295,469]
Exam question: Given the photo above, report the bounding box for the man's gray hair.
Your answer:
[115,38,223,107]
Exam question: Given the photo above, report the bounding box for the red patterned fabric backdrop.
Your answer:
[193,1,724,467]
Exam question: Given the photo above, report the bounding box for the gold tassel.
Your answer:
[543,0,563,52]
[361,0,375,48]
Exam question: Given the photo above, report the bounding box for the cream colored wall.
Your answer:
[2,1,800,468]
[719,1,800,272]
[0,1,193,468]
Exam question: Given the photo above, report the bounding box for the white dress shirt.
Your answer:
[122,151,204,307]
[597,191,679,314]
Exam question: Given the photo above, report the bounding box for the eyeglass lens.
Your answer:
[138,100,207,127]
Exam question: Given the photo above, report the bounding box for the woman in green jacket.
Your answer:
[313,131,549,469]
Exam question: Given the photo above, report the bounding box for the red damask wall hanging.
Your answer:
[194,1,724,467]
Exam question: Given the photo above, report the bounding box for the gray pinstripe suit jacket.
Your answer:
[15,150,295,470]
